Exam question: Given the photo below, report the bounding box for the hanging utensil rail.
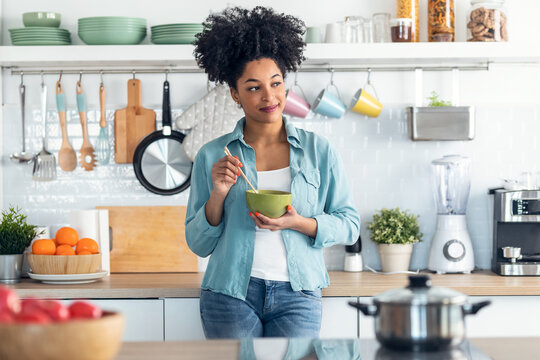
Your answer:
[7,62,490,77]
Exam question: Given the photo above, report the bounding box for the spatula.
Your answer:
[95,81,110,165]
[76,80,97,171]
[32,81,57,181]
[56,80,77,172]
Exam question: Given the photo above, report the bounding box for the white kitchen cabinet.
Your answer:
[357,297,376,339]
[319,297,358,338]
[164,298,205,341]
[62,299,164,342]
[466,296,540,337]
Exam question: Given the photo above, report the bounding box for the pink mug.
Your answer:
[283,88,310,118]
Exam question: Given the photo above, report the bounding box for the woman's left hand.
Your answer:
[249,205,299,231]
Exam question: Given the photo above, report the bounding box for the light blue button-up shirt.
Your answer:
[185,117,360,300]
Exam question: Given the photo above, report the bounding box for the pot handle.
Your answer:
[348,301,379,316]
[463,300,491,315]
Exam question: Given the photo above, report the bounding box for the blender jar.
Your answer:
[432,155,471,215]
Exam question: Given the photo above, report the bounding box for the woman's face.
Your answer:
[230,58,286,125]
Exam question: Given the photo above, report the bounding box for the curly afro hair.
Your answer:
[193,6,306,89]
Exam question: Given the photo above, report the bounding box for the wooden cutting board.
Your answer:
[96,206,198,273]
[114,79,156,163]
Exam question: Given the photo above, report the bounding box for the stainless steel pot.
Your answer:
[349,275,490,351]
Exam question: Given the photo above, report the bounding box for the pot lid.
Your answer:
[373,275,468,305]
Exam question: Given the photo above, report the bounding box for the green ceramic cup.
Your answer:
[246,190,292,218]
[22,12,61,27]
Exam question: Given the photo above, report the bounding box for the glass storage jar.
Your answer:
[428,0,455,42]
[467,0,508,41]
[390,18,412,42]
[397,0,419,42]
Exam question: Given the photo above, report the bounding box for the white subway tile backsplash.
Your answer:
[3,101,540,272]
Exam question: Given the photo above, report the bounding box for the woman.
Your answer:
[186,6,360,339]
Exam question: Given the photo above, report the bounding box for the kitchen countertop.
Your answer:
[114,337,539,360]
[12,270,540,299]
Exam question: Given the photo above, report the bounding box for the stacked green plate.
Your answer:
[78,16,147,45]
[151,23,203,44]
[9,27,71,46]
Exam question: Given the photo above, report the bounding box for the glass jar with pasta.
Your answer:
[397,0,419,42]
[428,0,455,41]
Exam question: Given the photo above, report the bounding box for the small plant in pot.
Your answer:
[0,207,37,283]
[367,207,423,272]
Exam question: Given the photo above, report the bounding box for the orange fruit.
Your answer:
[32,239,56,255]
[76,238,99,254]
[55,244,75,256]
[56,227,78,246]
[77,251,92,255]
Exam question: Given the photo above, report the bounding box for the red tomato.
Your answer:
[39,300,69,322]
[0,310,15,323]
[68,301,102,319]
[16,311,51,324]
[20,298,43,313]
[0,286,20,314]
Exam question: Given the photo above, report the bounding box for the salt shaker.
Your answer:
[344,235,363,272]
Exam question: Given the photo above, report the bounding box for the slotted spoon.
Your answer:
[76,80,96,171]
[32,81,57,181]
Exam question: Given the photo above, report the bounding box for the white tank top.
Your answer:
[250,166,291,281]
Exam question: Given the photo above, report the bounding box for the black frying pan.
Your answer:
[133,80,192,195]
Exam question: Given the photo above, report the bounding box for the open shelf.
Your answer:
[0,42,538,70]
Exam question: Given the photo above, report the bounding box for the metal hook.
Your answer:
[294,72,299,86]
[329,67,335,85]
[100,70,104,85]
[40,71,44,86]
[132,70,136,79]
[79,71,83,83]
[20,72,24,86]
[58,71,63,83]
[367,68,372,85]
[165,69,169,81]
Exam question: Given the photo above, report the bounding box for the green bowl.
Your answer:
[79,30,146,45]
[245,190,292,218]
[22,12,61,27]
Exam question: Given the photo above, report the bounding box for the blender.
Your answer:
[428,155,475,274]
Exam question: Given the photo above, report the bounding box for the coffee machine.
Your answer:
[492,189,540,275]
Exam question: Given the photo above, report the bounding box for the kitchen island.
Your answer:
[114,337,539,360]
[12,270,540,299]
[12,270,540,342]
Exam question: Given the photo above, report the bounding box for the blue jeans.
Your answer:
[200,277,322,338]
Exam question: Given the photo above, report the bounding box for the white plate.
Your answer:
[28,271,107,284]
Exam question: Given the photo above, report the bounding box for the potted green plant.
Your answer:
[0,207,37,283]
[367,207,423,272]
[406,90,475,141]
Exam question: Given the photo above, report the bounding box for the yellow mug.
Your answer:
[350,89,383,118]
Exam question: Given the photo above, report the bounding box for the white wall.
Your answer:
[2,0,540,271]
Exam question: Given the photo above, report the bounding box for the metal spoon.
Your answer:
[10,81,35,164]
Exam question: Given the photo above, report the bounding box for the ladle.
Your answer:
[10,79,35,164]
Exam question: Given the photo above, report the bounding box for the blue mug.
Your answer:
[312,87,346,118]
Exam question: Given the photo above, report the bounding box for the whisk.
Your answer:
[95,78,110,165]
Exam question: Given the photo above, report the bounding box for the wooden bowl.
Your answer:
[0,311,124,360]
[27,253,101,274]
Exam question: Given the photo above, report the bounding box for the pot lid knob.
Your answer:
[407,275,431,289]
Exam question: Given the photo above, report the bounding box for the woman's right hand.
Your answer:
[211,155,242,197]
